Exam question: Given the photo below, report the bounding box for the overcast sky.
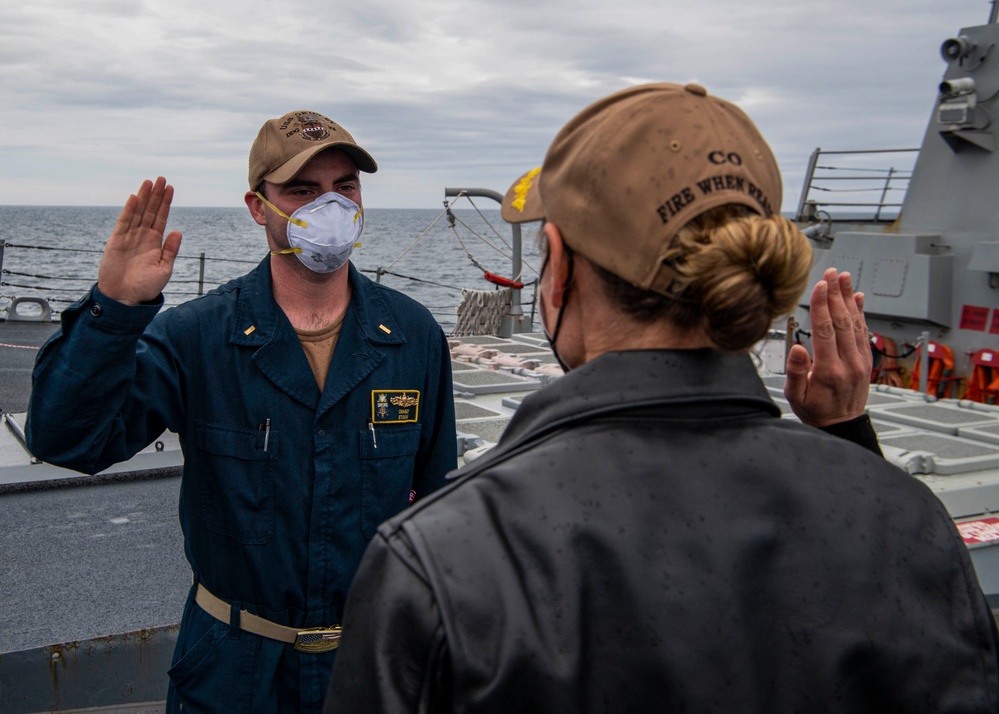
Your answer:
[0,0,992,210]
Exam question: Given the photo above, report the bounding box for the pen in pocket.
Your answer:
[257,418,271,451]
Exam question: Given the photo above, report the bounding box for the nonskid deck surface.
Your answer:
[0,475,185,713]
[0,476,187,654]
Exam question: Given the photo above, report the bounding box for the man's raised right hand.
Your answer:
[97,177,183,305]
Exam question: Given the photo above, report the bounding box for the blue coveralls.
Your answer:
[26,258,457,712]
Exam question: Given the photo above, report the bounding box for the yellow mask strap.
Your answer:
[352,207,362,245]
[256,192,305,256]
[255,191,308,228]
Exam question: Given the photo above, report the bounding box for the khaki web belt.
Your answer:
[195,583,342,653]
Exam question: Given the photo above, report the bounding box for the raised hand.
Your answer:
[784,268,872,428]
[97,177,183,305]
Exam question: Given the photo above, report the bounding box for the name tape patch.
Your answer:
[371,390,421,424]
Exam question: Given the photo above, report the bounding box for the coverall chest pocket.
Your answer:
[359,425,421,539]
[194,420,277,544]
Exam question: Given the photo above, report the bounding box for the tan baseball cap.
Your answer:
[248,110,378,189]
[500,167,544,223]
[537,82,782,295]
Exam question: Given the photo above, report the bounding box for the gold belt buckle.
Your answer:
[293,626,342,653]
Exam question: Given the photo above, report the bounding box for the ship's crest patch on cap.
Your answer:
[295,112,331,142]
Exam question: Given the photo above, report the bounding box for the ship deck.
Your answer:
[4,320,999,712]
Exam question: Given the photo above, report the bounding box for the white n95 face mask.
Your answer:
[257,191,363,273]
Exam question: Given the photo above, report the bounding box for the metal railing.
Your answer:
[795,147,919,223]
[0,239,539,334]
[0,240,258,312]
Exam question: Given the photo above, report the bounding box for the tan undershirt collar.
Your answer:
[296,315,346,393]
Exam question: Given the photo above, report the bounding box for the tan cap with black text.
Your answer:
[248,110,377,190]
[535,83,782,296]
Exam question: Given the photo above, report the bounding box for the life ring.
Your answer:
[483,272,524,289]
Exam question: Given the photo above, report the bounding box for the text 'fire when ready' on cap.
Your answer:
[248,110,378,190]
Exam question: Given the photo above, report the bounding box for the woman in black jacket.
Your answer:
[325,83,999,714]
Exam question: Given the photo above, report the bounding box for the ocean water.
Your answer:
[0,204,544,333]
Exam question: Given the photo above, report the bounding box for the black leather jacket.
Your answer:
[326,350,999,713]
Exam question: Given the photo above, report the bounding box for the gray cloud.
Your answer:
[0,0,990,210]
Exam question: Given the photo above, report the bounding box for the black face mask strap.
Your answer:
[546,246,574,373]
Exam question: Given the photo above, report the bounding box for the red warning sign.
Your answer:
[957,517,999,545]
[960,305,989,331]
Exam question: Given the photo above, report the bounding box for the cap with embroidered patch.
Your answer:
[501,167,544,224]
[537,82,782,296]
[248,110,377,190]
